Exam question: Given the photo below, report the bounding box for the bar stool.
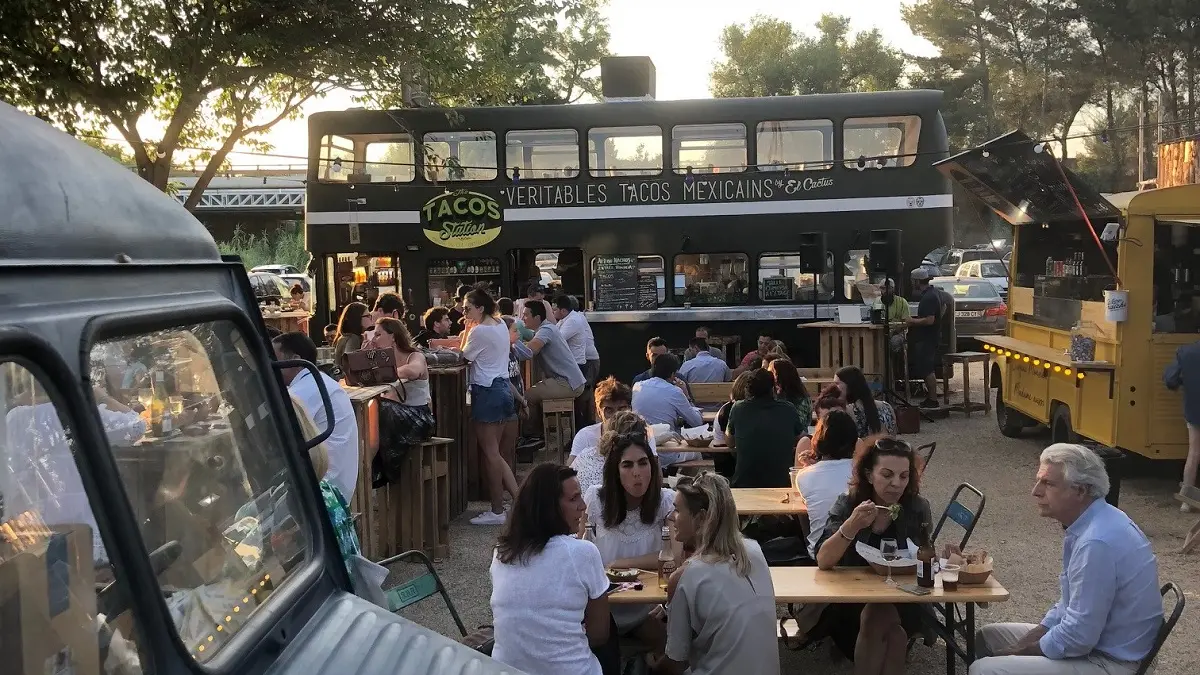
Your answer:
[941,351,991,416]
[541,398,576,464]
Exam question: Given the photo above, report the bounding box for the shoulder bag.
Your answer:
[340,348,395,386]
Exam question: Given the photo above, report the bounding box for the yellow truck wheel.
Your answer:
[993,374,1029,438]
[1050,403,1078,445]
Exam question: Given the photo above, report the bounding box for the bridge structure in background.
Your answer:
[172,166,306,215]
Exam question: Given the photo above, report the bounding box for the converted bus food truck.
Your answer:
[0,103,511,674]
[939,131,1197,459]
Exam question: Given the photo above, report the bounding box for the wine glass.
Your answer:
[880,538,899,586]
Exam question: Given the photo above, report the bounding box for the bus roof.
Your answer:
[0,102,220,265]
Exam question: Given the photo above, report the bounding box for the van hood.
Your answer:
[934,130,1119,226]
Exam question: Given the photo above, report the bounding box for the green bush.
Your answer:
[217,222,310,272]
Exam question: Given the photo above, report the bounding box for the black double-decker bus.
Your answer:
[306,91,951,378]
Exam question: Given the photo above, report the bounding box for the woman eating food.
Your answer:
[815,436,932,674]
[584,426,675,662]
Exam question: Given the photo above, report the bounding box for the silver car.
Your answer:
[932,277,1007,338]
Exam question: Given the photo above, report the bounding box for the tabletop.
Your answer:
[658,441,732,454]
[609,567,1010,605]
[796,321,884,331]
[733,488,808,516]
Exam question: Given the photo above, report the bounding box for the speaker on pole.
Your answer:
[798,232,826,273]
[869,229,902,278]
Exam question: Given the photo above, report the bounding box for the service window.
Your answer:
[364,135,416,182]
[85,321,316,661]
[423,131,498,181]
[588,126,662,177]
[1,360,152,674]
[758,253,835,303]
[843,115,922,169]
[1153,220,1200,333]
[317,134,355,182]
[756,120,834,171]
[672,123,747,174]
[506,129,580,179]
[674,253,749,306]
[589,255,666,307]
[328,254,401,317]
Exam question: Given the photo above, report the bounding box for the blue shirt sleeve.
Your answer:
[512,341,533,361]
[1038,539,1119,659]
[675,389,704,427]
[1041,602,1063,630]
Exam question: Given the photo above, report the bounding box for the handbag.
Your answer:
[372,397,436,488]
[341,348,395,386]
[895,405,921,434]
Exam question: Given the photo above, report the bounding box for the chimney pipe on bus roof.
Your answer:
[600,56,656,102]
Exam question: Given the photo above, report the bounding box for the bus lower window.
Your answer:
[843,115,921,169]
[1154,220,1200,333]
[758,253,834,302]
[674,253,749,306]
[756,120,834,171]
[423,131,498,182]
[506,129,580,179]
[672,123,746,174]
[589,255,665,308]
[588,126,662,177]
[428,258,502,307]
[317,134,355,182]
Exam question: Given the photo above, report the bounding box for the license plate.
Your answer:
[956,310,983,318]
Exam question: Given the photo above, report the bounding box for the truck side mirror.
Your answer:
[273,359,334,449]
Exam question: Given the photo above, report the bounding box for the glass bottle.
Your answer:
[657,525,676,590]
[916,521,936,588]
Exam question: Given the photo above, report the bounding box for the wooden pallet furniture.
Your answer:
[376,437,453,560]
[428,366,473,515]
[797,321,886,377]
[542,398,576,464]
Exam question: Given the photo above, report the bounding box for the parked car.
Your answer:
[252,263,302,276]
[954,259,1009,298]
[279,273,312,293]
[938,247,996,276]
[249,271,292,303]
[931,277,1007,339]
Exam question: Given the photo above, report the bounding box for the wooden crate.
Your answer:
[542,398,576,464]
[429,366,470,517]
[377,438,453,560]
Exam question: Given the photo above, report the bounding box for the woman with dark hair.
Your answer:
[490,463,613,675]
[461,288,520,525]
[332,301,371,366]
[712,370,752,478]
[835,365,898,438]
[584,426,674,653]
[814,436,932,672]
[794,384,851,468]
[767,358,811,423]
[727,369,806,488]
[366,318,435,462]
[794,410,858,557]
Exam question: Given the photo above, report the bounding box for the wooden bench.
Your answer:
[690,382,732,405]
[376,437,453,560]
[1176,486,1200,554]
[542,398,576,464]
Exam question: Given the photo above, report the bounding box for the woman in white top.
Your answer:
[794,409,858,558]
[584,422,675,652]
[654,472,780,675]
[490,463,613,675]
[460,288,520,525]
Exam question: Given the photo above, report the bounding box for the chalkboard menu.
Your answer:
[637,274,658,309]
[594,254,638,311]
[761,276,794,301]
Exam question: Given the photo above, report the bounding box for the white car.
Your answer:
[251,264,303,276]
[955,259,1009,297]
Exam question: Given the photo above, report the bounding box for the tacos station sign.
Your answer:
[421,191,503,249]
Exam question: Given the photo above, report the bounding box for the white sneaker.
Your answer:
[470,509,508,526]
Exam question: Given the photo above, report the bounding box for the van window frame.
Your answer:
[81,301,338,672]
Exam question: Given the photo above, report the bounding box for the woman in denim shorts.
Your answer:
[461,289,521,525]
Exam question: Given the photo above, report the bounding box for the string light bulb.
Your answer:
[1033,143,1046,154]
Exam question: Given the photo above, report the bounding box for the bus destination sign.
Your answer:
[499,175,834,209]
[421,191,503,249]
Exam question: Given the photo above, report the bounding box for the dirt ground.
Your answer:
[398,365,1198,674]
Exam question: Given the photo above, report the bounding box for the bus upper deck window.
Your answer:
[588,126,663,178]
[423,131,498,182]
[672,123,746,174]
[756,120,833,172]
[363,134,416,182]
[506,129,580,179]
[317,135,355,182]
[843,115,922,169]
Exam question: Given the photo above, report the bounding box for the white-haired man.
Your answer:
[969,443,1163,675]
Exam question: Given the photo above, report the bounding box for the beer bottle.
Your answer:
[916,521,936,588]
[657,525,676,590]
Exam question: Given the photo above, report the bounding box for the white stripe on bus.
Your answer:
[305,193,952,225]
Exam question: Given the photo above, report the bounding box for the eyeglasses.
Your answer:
[873,437,913,454]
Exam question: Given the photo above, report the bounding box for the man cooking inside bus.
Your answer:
[908,268,942,409]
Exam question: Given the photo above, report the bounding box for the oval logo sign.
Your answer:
[421,191,503,249]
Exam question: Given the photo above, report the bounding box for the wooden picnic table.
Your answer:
[657,441,732,454]
[732,487,808,516]
[611,566,1009,675]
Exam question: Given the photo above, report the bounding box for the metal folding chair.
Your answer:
[1134,583,1186,675]
[916,442,936,473]
[378,549,468,638]
[933,482,985,551]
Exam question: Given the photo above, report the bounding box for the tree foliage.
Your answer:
[0,0,610,208]
[709,14,906,98]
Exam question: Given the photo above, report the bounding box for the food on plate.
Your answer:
[606,568,640,582]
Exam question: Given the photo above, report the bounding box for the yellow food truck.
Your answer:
[938,132,1198,459]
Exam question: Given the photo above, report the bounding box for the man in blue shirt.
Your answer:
[678,338,731,384]
[969,443,1163,675]
[632,353,702,468]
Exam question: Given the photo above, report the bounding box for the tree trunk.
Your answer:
[183,133,243,212]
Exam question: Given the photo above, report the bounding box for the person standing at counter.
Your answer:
[447,284,471,336]
[907,268,942,409]
[1165,339,1200,511]
[522,301,587,405]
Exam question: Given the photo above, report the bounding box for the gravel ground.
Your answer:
[397,366,1198,674]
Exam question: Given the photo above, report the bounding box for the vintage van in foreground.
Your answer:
[0,102,517,674]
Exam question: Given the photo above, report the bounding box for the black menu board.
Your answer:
[761,276,793,301]
[594,254,638,311]
[637,274,658,309]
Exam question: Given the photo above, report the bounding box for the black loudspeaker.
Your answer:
[869,229,902,276]
[600,56,657,99]
[797,232,826,273]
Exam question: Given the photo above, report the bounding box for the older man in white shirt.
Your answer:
[272,331,359,498]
